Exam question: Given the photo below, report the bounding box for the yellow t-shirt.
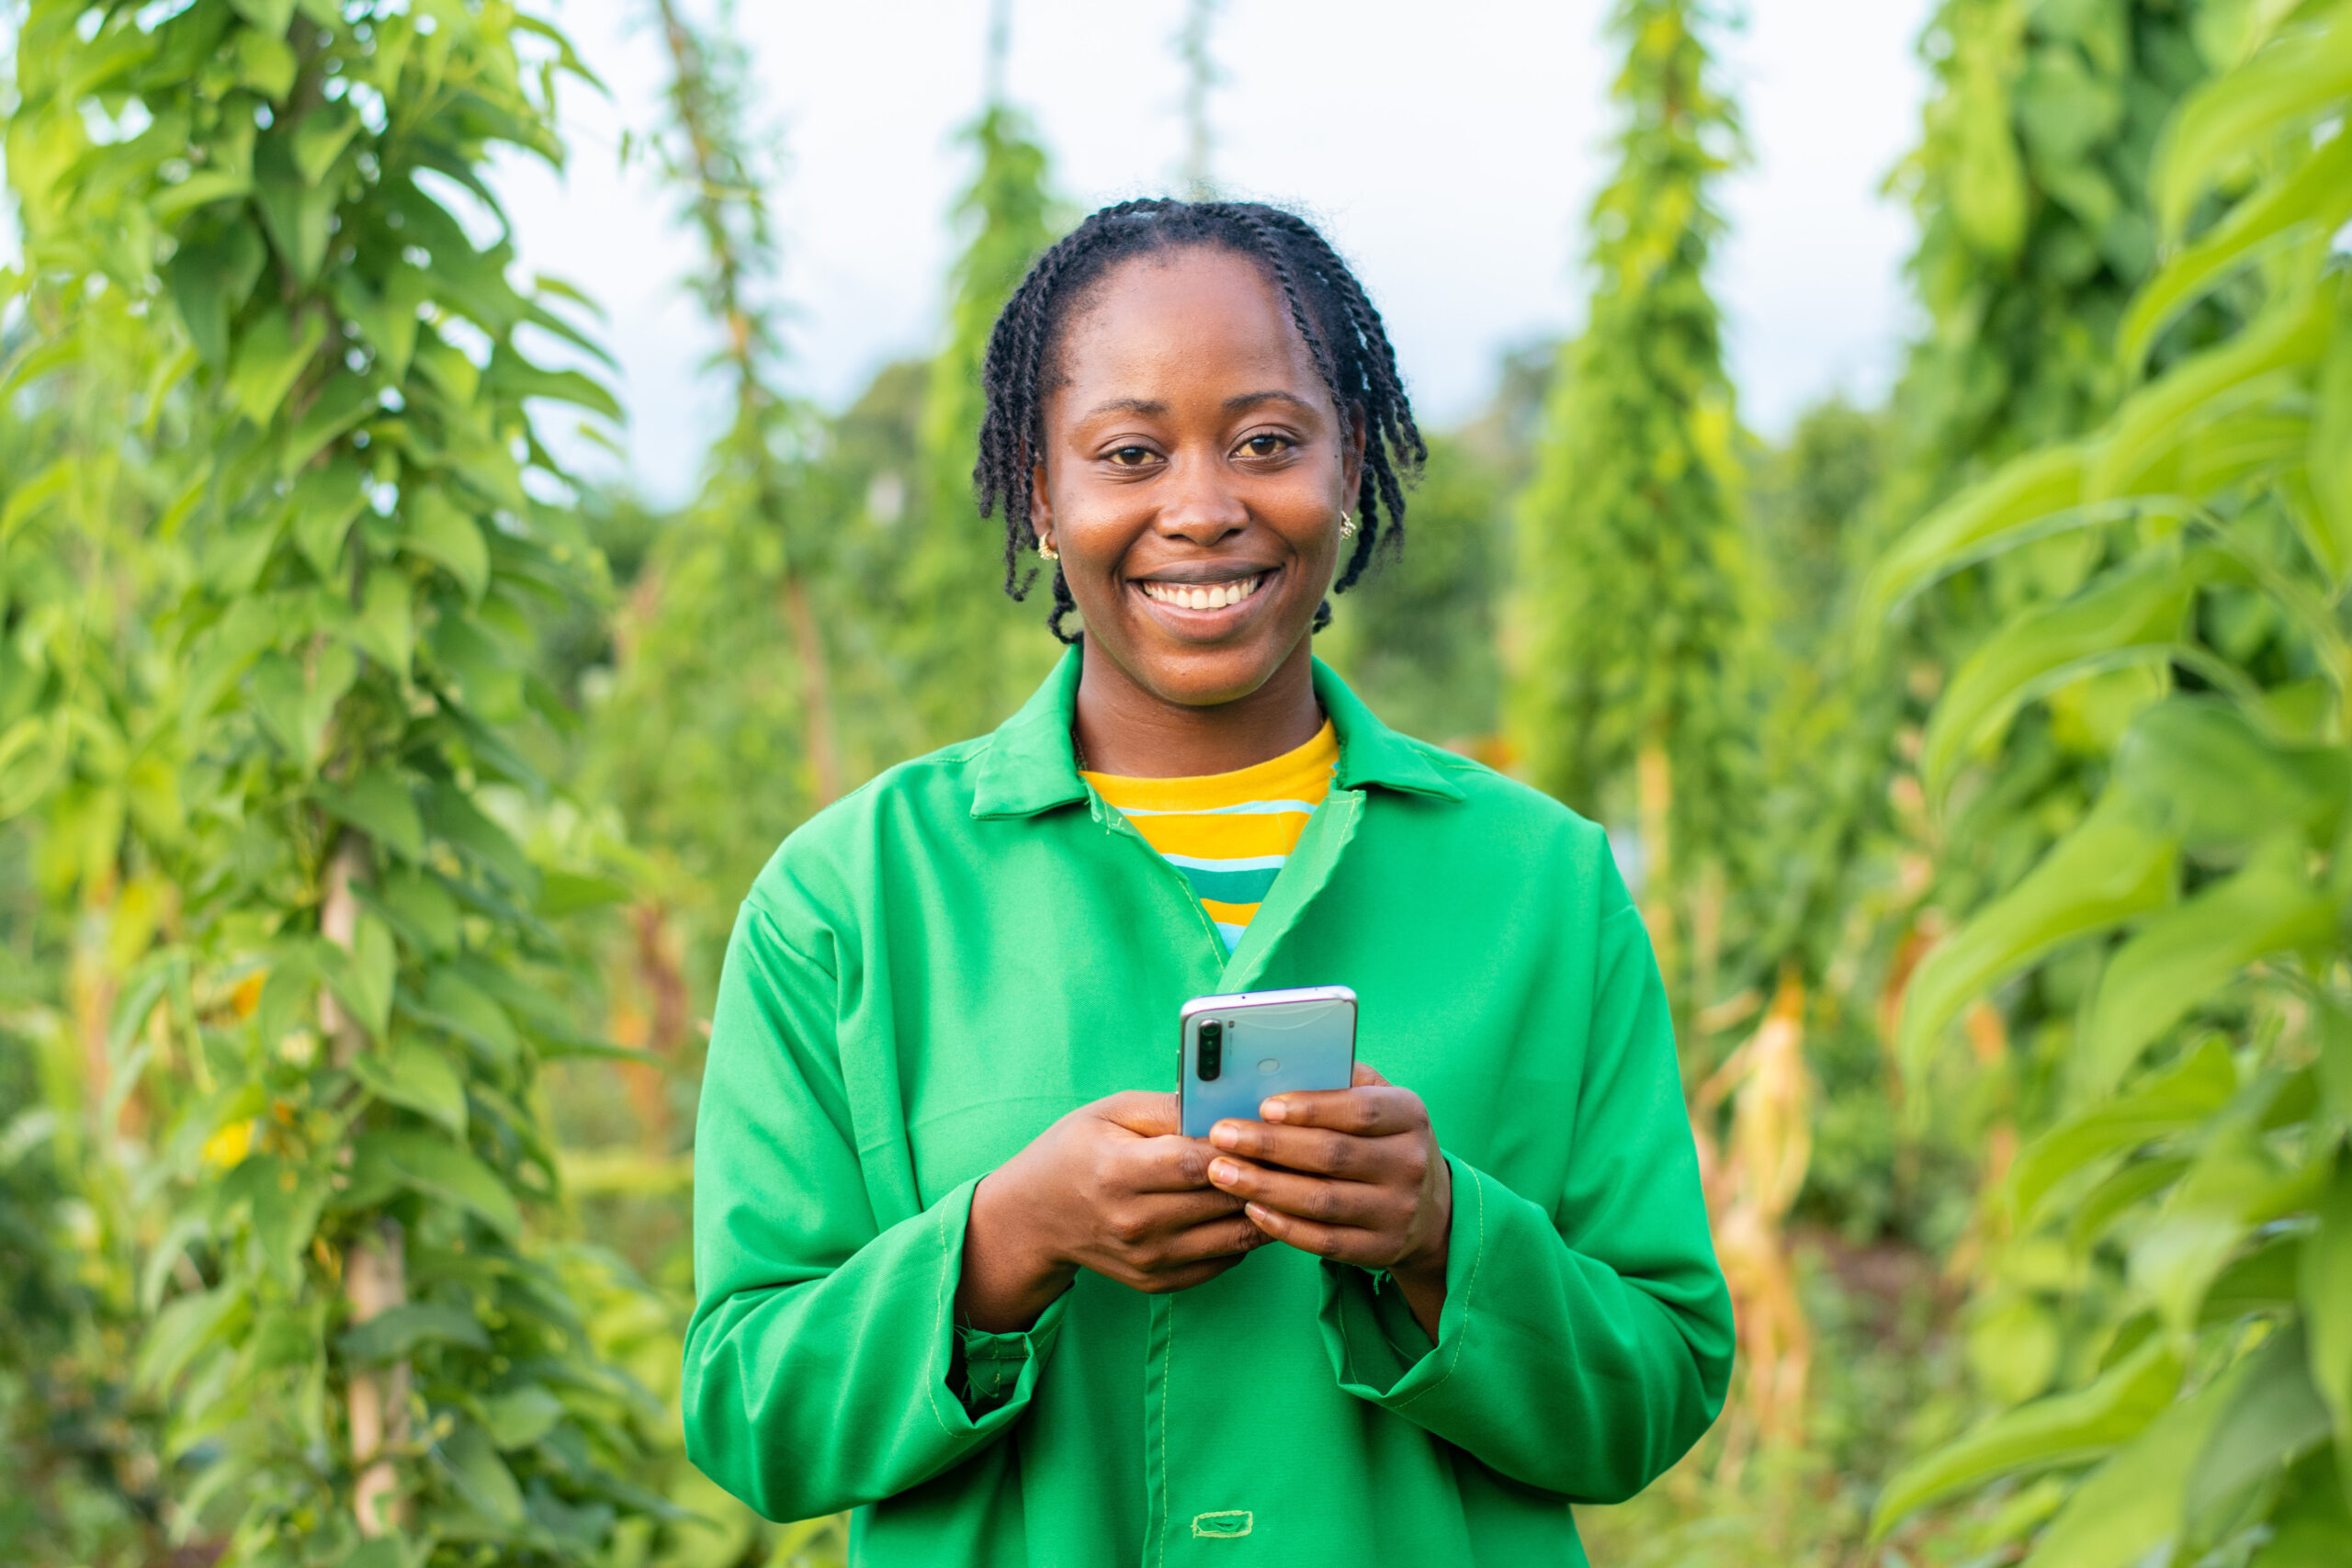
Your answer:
[1081,720,1339,953]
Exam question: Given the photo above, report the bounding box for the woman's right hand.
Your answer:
[956,1091,1269,1332]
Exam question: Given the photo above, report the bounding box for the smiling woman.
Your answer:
[681,198,1733,1566]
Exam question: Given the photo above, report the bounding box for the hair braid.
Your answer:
[969,197,1423,639]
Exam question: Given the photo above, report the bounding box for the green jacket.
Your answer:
[684,652,1732,1565]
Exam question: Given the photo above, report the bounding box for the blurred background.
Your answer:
[6,1,2349,1565]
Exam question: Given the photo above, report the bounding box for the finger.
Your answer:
[1154,1213,1272,1267]
[1242,1201,1390,1266]
[1352,1061,1388,1089]
[1097,1090,1182,1138]
[1258,1083,1422,1136]
[1208,1156,1395,1229]
[1120,1253,1247,1295]
[1119,1134,1219,1191]
[1207,1118,1388,1179]
[1117,1187,1246,1235]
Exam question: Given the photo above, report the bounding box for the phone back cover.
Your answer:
[1182,997,1356,1138]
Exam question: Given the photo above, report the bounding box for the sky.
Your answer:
[493,0,1938,504]
[3,1,1940,504]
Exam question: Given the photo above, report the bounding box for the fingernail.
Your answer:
[1210,1159,1238,1186]
[1211,1122,1238,1149]
[1261,1099,1286,1122]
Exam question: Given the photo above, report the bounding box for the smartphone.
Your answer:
[1179,986,1358,1139]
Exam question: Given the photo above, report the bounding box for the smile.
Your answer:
[1135,572,1271,612]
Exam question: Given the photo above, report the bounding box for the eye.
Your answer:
[1238,434,1294,459]
[1106,445,1159,468]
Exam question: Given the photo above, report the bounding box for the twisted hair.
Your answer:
[974,198,1426,644]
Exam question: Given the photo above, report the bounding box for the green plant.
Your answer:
[1867,2,2352,1555]
[1508,0,1758,1032]
[6,3,671,1561]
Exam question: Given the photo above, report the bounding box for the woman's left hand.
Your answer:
[1206,1062,1453,1339]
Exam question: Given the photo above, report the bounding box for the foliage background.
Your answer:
[4,0,2348,1565]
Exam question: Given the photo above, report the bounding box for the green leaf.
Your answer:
[403,491,490,602]
[232,26,295,98]
[423,783,535,891]
[2088,283,2336,503]
[349,565,416,673]
[436,1419,526,1529]
[483,345,622,423]
[1860,446,2086,628]
[2311,296,2352,582]
[2112,698,2350,852]
[254,131,340,284]
[537,869,630,917]
[316,771,424,862]
[280,372,378,475]
[2120,130,2352,370]
[227,309,327,426]
[2201,1231,2302,1324]
[220,1155,330,1287]
[1898,790,2177,1089]
[1922,559,2195,805]
[2010,1036,2236,1224]
[2304,1154,2352,1473]
[2188,1323,2333,1529]
[420,968,521,1067]
[2077,837,2332,1095]
[136,1285,250,1394]
[2073,1156,2191,1250]
[376,868,460,955]
[2018,1365,2241,1568]
[2154,11,2352,238]
[1871,1337,2185,1539]
[198,508,288,595]
[318,909,396,1043]
[168,221,266,367]
[290,457,368,577]
[229,0,299,33]
[336,1300,488,1364]
[2133,1107,2326,1329]
[480,1384,565,1450]
[351,1129,521,1238]
[248,639,355,770]
[350,1034,468,1136]
[291,100,361,185]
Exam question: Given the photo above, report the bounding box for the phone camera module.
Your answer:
[1197,1020,1223,1081]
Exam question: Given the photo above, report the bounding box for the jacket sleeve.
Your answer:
[681,903,1068,1522]
[1315,900,1734,1502]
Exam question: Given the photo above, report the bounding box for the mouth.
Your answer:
[1132,570,1274,614]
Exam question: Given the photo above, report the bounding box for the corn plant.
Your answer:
[1868,3,2352,1555]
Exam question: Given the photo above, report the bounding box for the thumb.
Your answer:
[1352,1061,1389,1089]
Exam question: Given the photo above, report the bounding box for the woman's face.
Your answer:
[1032,245,1363,710]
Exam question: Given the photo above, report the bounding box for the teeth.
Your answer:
[1142,574,1263,610]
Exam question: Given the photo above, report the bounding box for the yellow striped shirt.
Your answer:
[1083,720,1338,953]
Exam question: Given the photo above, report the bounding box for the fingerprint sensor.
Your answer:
[1258,1058,1281,1074]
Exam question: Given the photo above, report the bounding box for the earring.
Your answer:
[1037,536,1058,561]
[1338,512,1357,540]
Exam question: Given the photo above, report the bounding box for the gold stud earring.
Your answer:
[1338,512,1357,540]
[1038,536,1058,561]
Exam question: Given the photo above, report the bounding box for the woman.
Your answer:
[683,199,1732,1565]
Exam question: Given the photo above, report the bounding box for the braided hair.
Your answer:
[974,198,1427,644]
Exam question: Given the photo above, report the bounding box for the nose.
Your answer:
[1155,451,1249,547]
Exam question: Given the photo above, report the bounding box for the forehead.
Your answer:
[1048,245,1323,405]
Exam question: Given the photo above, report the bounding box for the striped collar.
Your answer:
[970,647,1466,819]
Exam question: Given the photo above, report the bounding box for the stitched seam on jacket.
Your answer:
[1156,1303,1174,1568]
[1390,1162,1482,1412]
[925,1201,961,1437]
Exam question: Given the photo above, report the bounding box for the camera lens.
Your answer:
[1197,1021,1223,1081]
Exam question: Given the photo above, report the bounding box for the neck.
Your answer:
[1071,638,1323,778]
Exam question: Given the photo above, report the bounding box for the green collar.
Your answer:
[970,646,1466,818]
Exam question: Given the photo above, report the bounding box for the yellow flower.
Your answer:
[203,1119,254,1168]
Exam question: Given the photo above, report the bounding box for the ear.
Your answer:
[1028,460,1054,551]
[1340,404,1368,509]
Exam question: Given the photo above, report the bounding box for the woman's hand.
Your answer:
[957,1091,1270,1332]
[1205,1063,1453,1339]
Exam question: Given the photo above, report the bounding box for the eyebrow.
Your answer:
[1224,390,1317,414]
[1080,397,1168,420]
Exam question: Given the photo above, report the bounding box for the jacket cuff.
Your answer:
[1317,1153,1487,1404]
[933,1178,1069,1427]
